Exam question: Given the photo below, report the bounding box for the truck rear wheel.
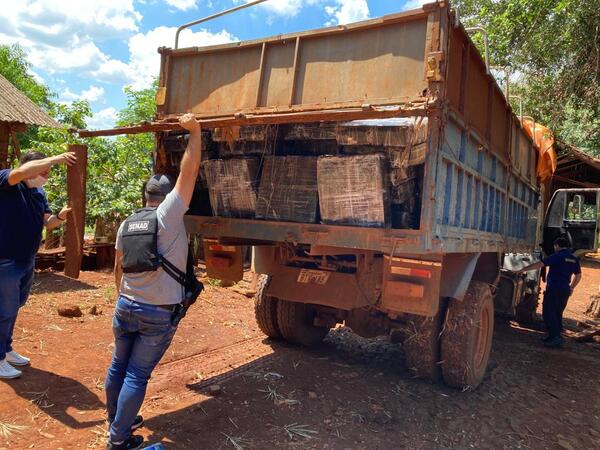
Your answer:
[403,310,444,383]
[254,275,281,339]
[277,300,329,346]
[441,281,494,389]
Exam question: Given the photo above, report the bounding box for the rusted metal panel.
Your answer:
[64,144,87,279]
[203,239,244,282]
[160,13,429,118]
[490,89,510,158]
[78,104,429,138]
[445,26,464,110]
[266,265,376,310]
[381,256,442,316]
[465,48,489,137]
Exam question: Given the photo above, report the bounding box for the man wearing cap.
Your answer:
[0,150,76,380]
[104,113,202,450]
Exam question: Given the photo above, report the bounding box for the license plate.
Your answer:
[297,269,330,285]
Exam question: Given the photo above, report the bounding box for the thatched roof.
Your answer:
[0,73,59,128]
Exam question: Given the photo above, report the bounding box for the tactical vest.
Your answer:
[120,207,204,317]
[121,207,161,273]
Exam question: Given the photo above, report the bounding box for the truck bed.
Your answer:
[157,2,539,255]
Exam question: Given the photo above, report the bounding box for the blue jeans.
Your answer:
[105,296,177,442]
[0,258,35,361]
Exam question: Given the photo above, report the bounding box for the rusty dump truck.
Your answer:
[83,2,561,389]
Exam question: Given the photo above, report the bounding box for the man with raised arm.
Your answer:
[104,113,202,450]
[0,150,76,380]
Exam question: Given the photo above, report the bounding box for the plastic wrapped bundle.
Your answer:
[317,154,390,227]
[336,118,428,147]
[212,125,275,142]
[284,123,338,141]
[212,125,276,157]
[256,156,319,223]
[203,158,260,218]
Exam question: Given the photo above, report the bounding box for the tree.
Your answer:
[453,0,600,153]
[85,82,156,227]
[0,44,53,109]
[1,44,157,230]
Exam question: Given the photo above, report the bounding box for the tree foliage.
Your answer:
[453,0,600,153]
[0,44,155,227]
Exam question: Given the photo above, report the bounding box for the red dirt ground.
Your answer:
[1,263,599,450]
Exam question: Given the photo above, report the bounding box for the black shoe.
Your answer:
[106,435,144,450]
[108,416,144,433]
[543,336,563,348]
[541,335,552,342]
[131,415,144,431]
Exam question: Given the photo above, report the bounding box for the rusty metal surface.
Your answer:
[159,10,429,119]
[64,145,87,279]
[78,104,429,137]
[0,74,58,128]
[265,265,376,310]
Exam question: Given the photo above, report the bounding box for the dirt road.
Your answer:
[1,263,599,449]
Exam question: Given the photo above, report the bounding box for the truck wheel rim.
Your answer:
[474,305,490,370]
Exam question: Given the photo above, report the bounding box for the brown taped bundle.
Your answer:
[317,154,390,227]
[203,158,260,218]
[256,156,319,223]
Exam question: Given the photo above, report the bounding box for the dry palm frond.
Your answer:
[282,423,318,440]
[0,421,27,438]
[222,432,252,450]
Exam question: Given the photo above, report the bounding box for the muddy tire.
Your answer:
[515,293,538,325]
[403,307,445,383]
[441,281,494,389]
[277,300,329,346]
[254,275,281,339]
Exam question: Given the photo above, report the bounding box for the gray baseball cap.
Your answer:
[145,174,174,197]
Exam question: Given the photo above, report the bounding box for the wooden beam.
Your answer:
[64,144,87,279]
[78,103,430,137]
[0,122,9,169]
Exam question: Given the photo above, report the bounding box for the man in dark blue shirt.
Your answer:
[516,236,582,347]
[0,150,76,379]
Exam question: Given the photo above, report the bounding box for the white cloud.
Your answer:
[86,107,118,130]
[402,0,428,11]
[123,26,237,89]
[324,0,369,25]
[61,85,105,103]
[0,1,142,82]
[165,0,198,11]
[0,1,237,90]
[240,0,324,18]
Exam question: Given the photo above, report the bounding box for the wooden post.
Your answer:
[0,122,9,169]
[64,144,87,278]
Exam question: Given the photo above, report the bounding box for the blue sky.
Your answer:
[0,0,427,130]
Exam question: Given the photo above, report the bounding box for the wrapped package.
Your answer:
[336,117,428,147]
[256,156,319,223]
[317,154,390,227]
[203,158,260,218]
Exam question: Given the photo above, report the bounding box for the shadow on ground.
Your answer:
[31,271,98,294]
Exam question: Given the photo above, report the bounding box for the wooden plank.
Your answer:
[64,144,87,279]
[78,103,431,137]
[0,122,9,169]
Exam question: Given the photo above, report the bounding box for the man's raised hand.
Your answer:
[179,113,200,132]
[51,152,77,167]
